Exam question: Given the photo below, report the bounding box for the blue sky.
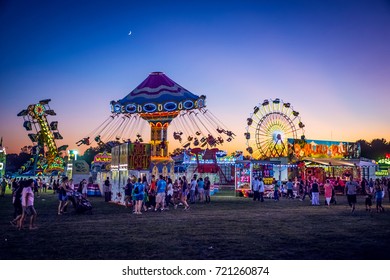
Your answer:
[1,0,389,154]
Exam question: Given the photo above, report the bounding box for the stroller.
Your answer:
[69,191,92,213]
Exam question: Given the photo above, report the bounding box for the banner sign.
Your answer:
[93,152,112,164]
[288,138,360,160]
[128,143,151,170]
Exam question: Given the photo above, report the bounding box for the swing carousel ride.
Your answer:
[17,99,68,176]
[79,72,235,160]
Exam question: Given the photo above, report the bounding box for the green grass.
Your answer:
[1,188,390,260]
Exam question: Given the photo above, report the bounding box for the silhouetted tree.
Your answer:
[356,138,390,160]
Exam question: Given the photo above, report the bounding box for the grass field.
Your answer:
[1,188,390,260]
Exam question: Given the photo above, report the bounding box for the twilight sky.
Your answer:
[1,0,389,155]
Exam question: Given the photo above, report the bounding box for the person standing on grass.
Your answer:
[81,179,88,198]
[252,176,260,201]
[324,179,333,207]
[189,177,197,204]
[61,178,74,213]
[173,179,180,208]
[300,179,312,201]
[375,182,385,213]
[123,178,133,208]
[197,177,205,202]
[365,184,373,212]
[103,177,111,202]
[133,178,144,215]
[155,175,167,211]
[166,177,175,209]
[204,176,211,203]
[58,177,69,215]
[345,176,358,213]
[273,179,280,201]
[181,176,190,210]
[311,179,320,206]
[259,177,265,202]
[148,175,156,211]
[33,178,40,198]
[10,180,24,226]
[52,179,59,194]
[1,176,7,197]
[369,178,374,194]
[18,179,38,230]
[286,179,294,199]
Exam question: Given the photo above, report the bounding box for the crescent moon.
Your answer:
[128,31,132,36]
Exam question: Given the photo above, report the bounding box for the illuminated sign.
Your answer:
[375,170,389,176]
[93,152,112,164]
[263,178,273,185]
[128,143,151,170]
[378,158,390,165]
[288,138,360,160]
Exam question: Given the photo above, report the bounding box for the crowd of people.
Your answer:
[117,174,212,214]
[3,173,390,231]
[251,176,389,213]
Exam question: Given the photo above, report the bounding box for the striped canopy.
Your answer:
[111,72,205,114]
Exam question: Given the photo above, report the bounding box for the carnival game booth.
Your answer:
[288,138,377,193]
[376,155,390,178]
[299,157,377,194]
[110,142,152,204]
[110,141,177,205]
[235,160,280,197]
[91,152,111,196]
[69,159,102,196]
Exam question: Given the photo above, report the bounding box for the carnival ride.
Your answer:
[79,72,234,157]
[17,99,68,175]
[190,148,229,182]
[245,98,305,159]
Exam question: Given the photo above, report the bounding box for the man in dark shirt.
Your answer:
[311,179,320,206]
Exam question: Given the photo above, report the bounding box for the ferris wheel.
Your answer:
[245,98,305,159]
